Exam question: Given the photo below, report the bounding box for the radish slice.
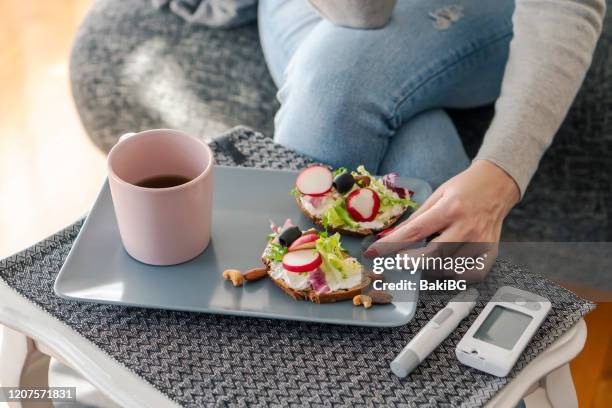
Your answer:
[288,233,319,252]
[345,188,380,222]
[282,249,322,273]
[295,166,333,196]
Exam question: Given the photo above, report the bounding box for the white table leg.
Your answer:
[486,319,587,407]
[0,325,28,408]
[544,363,578,408]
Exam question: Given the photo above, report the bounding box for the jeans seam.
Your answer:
[258,24,292,86]
[373,134,390,174]
[258,4,314,87]
[388,28,514,130]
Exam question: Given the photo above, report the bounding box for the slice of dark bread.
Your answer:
[261,244,370,304]
[295,195,406,237]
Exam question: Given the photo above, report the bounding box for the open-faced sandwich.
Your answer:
[261,219,370,304]
[292,165,417,236]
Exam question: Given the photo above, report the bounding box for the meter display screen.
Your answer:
[474,306,533,350]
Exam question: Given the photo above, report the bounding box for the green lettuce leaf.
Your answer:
[332,167,348,178]
[289,187,300,197]
[315,233,361,280]
[268,242,288,262]
[354,165,417,214]
[322,200,356,228]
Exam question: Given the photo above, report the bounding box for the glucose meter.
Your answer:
[456,286,551,377]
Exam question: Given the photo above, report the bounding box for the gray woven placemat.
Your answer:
[0,127,594,407]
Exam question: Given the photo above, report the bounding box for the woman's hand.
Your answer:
[365,160,519,279]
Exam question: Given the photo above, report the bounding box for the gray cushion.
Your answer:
[70,0,278,152]
[504,4,612,241]
[70,0,612,241]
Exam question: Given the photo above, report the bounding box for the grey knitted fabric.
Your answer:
[70,0,612,242]
[70,0,278,151]
[0,127,594,407]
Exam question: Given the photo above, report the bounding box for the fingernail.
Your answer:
[364,247,378,258]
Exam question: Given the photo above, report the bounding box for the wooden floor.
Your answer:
[0,0,106,259]
[0,1,610,406]
[566,284,612,407]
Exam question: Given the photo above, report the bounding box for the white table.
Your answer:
[0,279,586,408]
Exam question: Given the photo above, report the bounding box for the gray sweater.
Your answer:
[311,0,606,197]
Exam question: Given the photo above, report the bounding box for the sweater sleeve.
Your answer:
[475,0,606,197]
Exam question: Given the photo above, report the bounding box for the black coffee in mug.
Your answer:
[135,175,192,189]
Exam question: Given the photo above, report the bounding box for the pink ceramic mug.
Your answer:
[107,129,214,266]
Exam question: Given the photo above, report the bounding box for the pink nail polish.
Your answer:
[364,247,378,258]
[377,227,395,237]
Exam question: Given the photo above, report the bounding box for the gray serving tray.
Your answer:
[55,166,431,327]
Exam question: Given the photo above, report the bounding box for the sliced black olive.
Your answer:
[332,172,355,194]
[278,226,302,247]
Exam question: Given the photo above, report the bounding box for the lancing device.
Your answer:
[391,288,480,378]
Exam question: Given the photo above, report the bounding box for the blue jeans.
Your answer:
[258,0,514,188]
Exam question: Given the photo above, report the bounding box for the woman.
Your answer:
[257,0,605,252]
